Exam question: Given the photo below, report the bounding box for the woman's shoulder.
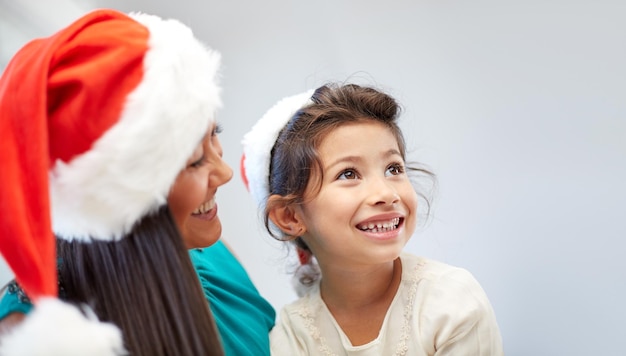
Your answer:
[189,240,247,277]
[0,281,33,320]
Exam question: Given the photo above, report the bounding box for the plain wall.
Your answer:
[1,1,624,355]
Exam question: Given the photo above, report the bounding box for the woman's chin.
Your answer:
[183,221,222,249]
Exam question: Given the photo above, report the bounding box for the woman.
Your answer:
[0,9,272,356]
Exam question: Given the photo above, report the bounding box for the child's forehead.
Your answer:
[316,121,401,158]
[318,120,395,140]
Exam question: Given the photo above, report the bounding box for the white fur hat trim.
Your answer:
[0,298,126,356]
[50,13,222,241]
[241,90,314,210]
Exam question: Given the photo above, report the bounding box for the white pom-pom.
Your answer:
[0,298,126,356]
[291,260,321,298]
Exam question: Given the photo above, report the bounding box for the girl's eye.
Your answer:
[337,169,359,180]
[386,163,405,176]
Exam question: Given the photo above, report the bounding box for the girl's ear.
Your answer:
[267,195,306,237]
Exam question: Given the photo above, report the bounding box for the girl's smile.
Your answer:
[294,120,417,267]
[356,214,404,241]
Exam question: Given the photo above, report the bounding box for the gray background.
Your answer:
[1,1,625,355]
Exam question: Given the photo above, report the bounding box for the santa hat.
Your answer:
[241,90,320,297]
[240,90,314,211]
[0,9,221,355]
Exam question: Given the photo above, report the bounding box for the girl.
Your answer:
[242,83,504,355]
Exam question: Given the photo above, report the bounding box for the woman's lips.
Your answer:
[193,204,217,221]
[192,198,218,220]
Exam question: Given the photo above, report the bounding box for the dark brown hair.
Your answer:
[57,206,223,356]
[264,83,435,286]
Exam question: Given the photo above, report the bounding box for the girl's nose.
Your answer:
[368,176,400,206]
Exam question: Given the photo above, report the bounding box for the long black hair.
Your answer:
[57,205,223,356]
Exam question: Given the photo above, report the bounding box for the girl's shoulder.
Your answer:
[398,253,503,353]
[399,252,495,320]
[400,252,480,286]
[278,280,322,317]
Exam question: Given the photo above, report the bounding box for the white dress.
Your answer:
[270,253,504,356]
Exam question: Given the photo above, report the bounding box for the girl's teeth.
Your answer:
[359,218,400,232]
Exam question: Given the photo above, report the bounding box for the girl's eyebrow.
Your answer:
[384,148,402,157]
[325,156,362,170]
[326,149,402,170]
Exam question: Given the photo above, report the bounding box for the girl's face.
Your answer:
[295,120,417,268]
[168,123,233,249]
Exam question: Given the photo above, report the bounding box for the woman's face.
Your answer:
[168,123,233,249]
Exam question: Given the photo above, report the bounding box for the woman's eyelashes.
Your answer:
[212,123,223,136]
[189,124,223,168]
[189,154,206,168]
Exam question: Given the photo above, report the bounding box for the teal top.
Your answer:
[190,242,275,355]
[0,281,33,316]
[0,240,275,356]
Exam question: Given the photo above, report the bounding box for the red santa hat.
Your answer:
[240,89,314,210]
[240,89,319,297]
[0,9,221,355]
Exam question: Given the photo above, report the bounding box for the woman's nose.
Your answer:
[209,155,233,187]
[208,137,233,187]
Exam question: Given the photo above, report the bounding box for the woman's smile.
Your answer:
[168,123,233,249]
[192,197,218,220]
